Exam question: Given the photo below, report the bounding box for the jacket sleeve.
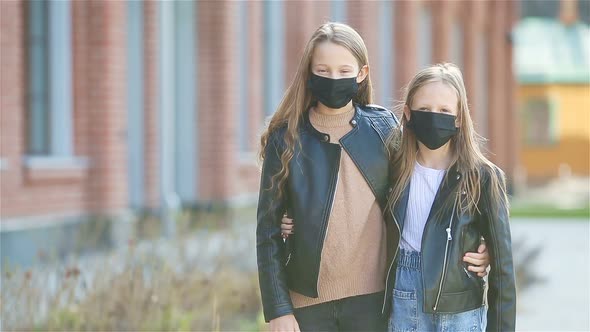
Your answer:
[480,168,516,332]
[256,133,294,322]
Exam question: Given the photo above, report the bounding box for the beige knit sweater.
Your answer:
[290,107,387,308]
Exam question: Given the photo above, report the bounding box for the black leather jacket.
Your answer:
[256,104,398,322]
[384,165,516,332]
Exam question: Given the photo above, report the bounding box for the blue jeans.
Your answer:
[388,249,487,332]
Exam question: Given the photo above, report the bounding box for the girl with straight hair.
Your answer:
[384,63,516,332]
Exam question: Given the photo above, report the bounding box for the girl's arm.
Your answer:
[283,220,491,276]
[256,133,294,323]
[480,168,516,332]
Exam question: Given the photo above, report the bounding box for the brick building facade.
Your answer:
[1,0,517,257]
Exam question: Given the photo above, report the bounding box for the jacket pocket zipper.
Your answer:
[463,266,475,280]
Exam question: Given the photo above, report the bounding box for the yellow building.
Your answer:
[514,18,590,180]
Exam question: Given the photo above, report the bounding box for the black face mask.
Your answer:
[307,73,359,109]
[406,110,458,150]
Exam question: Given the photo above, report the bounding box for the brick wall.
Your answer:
[197,0,239,202]
[1,0,88,218]
[395,1,420,91]
[0,0,25,217]
[0,0,518,221]
[347,0,381,103]
[284,1,330,86]
[487,0,512,173]
[462,0,483,122]
[72,0,89,157]
[247,0,264,153]
[241,0,265,197]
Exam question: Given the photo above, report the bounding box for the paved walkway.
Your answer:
[511,218,589,331]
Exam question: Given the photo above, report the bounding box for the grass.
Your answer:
[1,208,263,332]
[1,205,549,331]
[510,204,590,219]
[2,254,263,331]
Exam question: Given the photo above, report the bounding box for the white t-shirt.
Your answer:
[400,161,446,252]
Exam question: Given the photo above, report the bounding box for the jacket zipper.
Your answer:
[381,209,401,314]
[433,197,458,311]
[317,146,341,292]
[463,267,474,279]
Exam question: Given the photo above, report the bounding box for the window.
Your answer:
[28,0,49,155]
[127,0,144,208]
[27,0,73,157]
[331,0,347,22]
[157,0,198,205]
[174,0,197,203]
[418,5,432,69]
[521,97,558,146]
[450,21,463,69]
[263,1,284,116]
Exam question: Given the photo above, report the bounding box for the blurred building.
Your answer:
[514,3,590,181]
[0,0,516,266]
[520,0,590,25]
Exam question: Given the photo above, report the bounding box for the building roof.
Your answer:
[513,18,590,84]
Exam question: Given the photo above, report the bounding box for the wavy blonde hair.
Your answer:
[387,63,508,216]
[259,22,373,199]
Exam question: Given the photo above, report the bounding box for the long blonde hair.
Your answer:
[259,22,373,199]
[387,63,508,216]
